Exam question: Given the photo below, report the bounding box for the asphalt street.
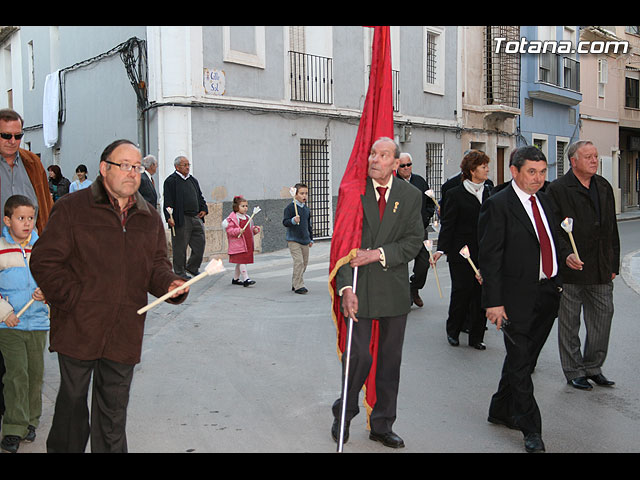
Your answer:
[15,216,640,453]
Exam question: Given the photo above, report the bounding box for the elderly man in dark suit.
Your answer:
[139,155,158,209]
[331,137,424,449]
[478,146,569,453]
[546,140,620,390]
[396,152,435,307]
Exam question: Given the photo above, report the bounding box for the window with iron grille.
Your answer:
[557,140,567,177]
[426,142,444,222]
[300,139,332,238]
[425,32,437,85]
[424,26,445,95]
[484,26,521,108]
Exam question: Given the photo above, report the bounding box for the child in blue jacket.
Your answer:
[282,184,313,294]
[0,195,49,453]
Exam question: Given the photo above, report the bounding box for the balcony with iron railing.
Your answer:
[289,51,401,111]
[289,51,333,105]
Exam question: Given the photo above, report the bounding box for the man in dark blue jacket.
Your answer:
[283,183,313,294]
[396,153,435,307]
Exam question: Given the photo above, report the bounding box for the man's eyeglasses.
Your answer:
[398,162,412,168]
[0,132,24,140]
[104,160,145,174]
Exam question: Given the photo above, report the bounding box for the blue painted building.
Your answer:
[518,26,582,180]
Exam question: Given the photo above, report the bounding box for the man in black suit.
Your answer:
[139,155,158,209]
[396,153,435,307]
[478,146,569,453]
[332,137,424,449]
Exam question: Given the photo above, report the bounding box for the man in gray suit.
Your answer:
[331,137,423,448]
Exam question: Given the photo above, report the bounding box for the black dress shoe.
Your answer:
[294,287,308,294]
[331,418,349,444]
[447,335,459,346]
[568,376,592,390]
[587,373,615,386]
[243,279,256,287]
[471,342,486,350]
[369,430,405,448]
[524,432,545,453]
[232,279,243,286]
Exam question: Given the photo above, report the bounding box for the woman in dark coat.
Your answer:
[47,165,70,202]
[433,150,491,349]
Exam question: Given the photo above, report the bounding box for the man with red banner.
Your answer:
[330,136,423,448]
[328,26,423,451]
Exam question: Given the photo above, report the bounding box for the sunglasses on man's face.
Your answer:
[398,162,412,168]
[0,132,24,140]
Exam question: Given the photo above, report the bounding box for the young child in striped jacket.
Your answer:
[0,195,49,453]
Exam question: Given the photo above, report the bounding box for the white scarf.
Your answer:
[463,179,485,203]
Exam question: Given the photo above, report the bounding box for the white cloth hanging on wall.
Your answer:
[43,70,60,148]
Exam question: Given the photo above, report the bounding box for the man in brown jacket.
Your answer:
[30,139,189,453]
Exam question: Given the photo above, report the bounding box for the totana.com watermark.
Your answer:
[495,38,629,55]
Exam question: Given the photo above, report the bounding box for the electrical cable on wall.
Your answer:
[58,37,148,123]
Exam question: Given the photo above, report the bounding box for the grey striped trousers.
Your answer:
[557,282,614,381]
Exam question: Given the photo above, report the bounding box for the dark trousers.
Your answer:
[488,280,560,435]
[46,354,135,453]
[409,244,430,291]
[332,314,407,434]
[172,215,206,276]
[446,261,485,344]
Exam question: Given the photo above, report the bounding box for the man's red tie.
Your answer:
[530,195,553,279]
[377,186,387,220]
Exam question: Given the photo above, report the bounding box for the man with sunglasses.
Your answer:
[396,153,435,307]
[0,109,54,435]
[0,109,53,234]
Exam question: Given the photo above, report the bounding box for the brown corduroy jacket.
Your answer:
[30,176,187,365]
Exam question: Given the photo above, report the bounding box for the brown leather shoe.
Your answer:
[411,289,423,307]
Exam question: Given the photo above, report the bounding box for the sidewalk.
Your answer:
[618,209,640,297]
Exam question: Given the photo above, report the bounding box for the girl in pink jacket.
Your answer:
[222,196,261,287]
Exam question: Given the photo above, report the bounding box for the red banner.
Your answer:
[328,26,394,422]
